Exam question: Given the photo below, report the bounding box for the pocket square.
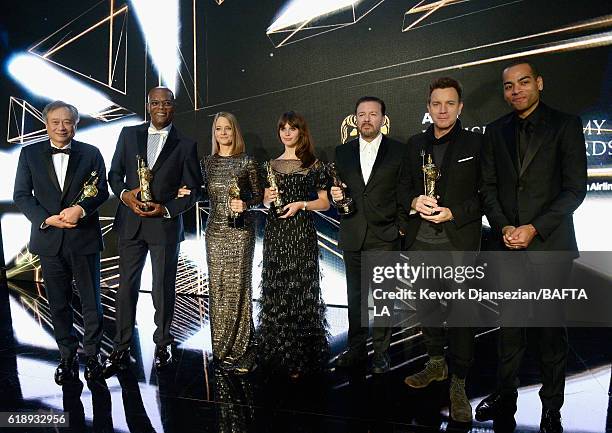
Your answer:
[457,156,474,163]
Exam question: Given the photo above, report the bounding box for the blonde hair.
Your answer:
[211,112,246,155]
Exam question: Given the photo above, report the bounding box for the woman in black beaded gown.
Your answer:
[259,111,330,379]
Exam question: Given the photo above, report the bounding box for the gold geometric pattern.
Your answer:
[6,97,47,145]
[403,0,464,32]
[29,0,130,94]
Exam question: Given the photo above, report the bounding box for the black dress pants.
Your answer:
[343,228,399,357]
[39,249,103,359]
[114,236,180,351]
[496,258,571,411]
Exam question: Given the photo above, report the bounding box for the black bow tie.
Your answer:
[51,147,70,155]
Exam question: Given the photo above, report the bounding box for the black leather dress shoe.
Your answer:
[55,356,79,385]
[540,408,563,433]
[335,349,366,368]
[84,354,104,382]
[154,345,172,369]
[371,352,390,374]
[102,349,130,379]
[474,391,518,421]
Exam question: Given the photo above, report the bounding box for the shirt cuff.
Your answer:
[120,189,129,205]
[40,221,49,230]
[77,205,86,218]
[163,207,171,218]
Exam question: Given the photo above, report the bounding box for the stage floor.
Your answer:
[0,281,610,433]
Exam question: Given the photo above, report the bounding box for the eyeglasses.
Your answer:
[149,100,175,108]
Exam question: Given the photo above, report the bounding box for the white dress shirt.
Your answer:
[359,132,382,183]
[147,122,172,167]
[41,140,84,229]
[50,140,71,190]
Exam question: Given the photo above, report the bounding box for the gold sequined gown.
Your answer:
[202,153,262,369]
[258,159,330,375]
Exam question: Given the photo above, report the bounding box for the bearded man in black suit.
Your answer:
[331,96,410,374]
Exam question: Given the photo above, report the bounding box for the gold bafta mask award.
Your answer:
[328,162,355,216]
[422,153,441,199]
[227,173,245,228]
[136,154,154,210]
[265,161,285,216]
[70,171,99,206]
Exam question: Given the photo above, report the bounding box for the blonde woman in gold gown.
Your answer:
[181,112,261,374]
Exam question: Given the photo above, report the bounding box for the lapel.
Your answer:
[61,141,82,202]
[152,126,179,172]
[137,124,148,164]
[42,141,62,193]
[501,115,519,177]
[519,103,551,178]
[437,130,461,202]
[365,134,388,189]
[350,138,366,190]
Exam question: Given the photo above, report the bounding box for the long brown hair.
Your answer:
[277,111,316,168]
[211,112,246,155]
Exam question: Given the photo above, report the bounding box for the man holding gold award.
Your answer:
[402,77,483,424]
[13,101,109,384]
[105,87,202,377]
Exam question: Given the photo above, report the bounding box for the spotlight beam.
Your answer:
[268,0,357,33]
[8,53,121,118]
[130,0,181,94]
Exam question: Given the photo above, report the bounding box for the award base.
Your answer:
[272,204,287,217]
[424,197,440,216]
[140,201,153,212]
[337,202,355,216]
[228,214,245,229]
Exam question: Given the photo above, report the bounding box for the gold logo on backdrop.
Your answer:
[340,114,390,143]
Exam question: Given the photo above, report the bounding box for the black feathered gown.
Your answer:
[258,159,330,375]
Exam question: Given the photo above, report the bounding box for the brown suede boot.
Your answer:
[404,356,448,388]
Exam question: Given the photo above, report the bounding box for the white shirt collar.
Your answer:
[50,140,72,150]
[359,132,383,151]
[148,123,172,134]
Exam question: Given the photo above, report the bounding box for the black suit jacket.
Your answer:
[13,140,109,256]
[108,123,202,245]
[480,102,587,254]
[404,127,483,251]
[334,135,410,251]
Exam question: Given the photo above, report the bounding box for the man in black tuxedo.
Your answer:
[402,77,482,423]
[475,61,587,433]
[331,96,410,374]
[104,87,202,376]
[13,101,109,384]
